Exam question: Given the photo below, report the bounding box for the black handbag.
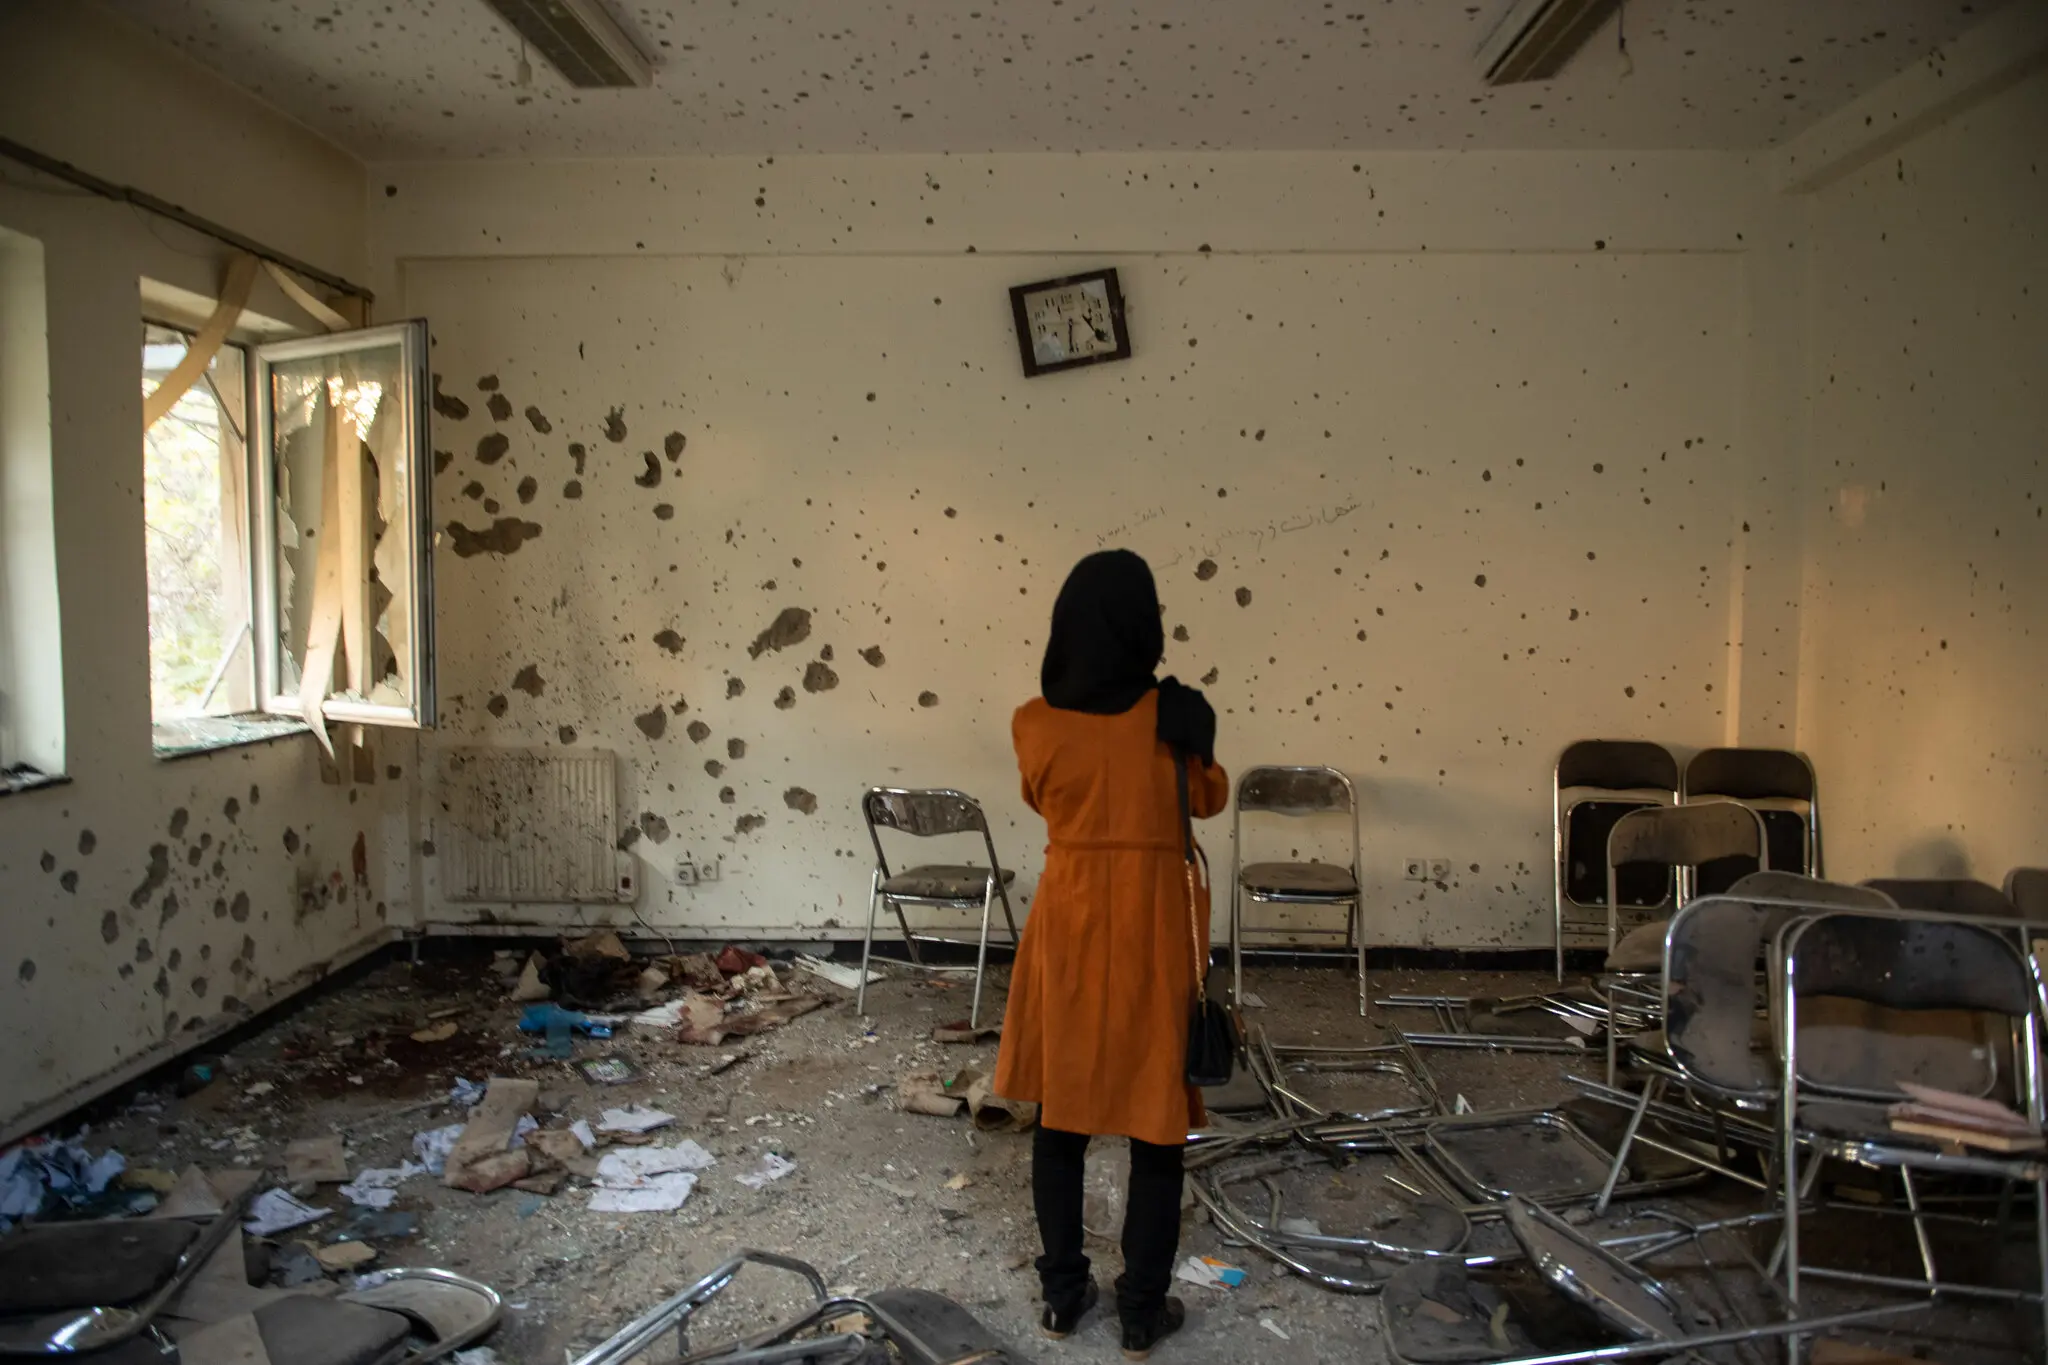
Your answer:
[1175,752,1240,1088]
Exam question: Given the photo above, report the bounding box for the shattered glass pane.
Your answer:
[268,341,414,710]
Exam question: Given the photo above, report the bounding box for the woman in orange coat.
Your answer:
[994,549,1228,1360]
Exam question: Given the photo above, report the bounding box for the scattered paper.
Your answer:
[736,1153,796,1189]
[244,1082,275,1098]
[589,1171,697,1213]
[595,1142,717,1183]
[338,1162,424,1208]
[575,1056,641,1085]
[795,955,884,990]
[511,952,551,1003]
[243,1188,328,1236]
[570,1120,597,1149]
[413,1125,465,1175]
[1240,992,1268,1009]
[632,999,688,1029]
[449,1078,487,1108]
[1259,1318,1290,1341]
[944,1173,975,1191]
[598,1104,676,1134]
[1176,1255,1247,1290]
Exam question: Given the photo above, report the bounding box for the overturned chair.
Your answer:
[858,787,1019,1030]
[1229,765,1367,1017]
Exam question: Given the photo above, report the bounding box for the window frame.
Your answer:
[248,319,436,730]
[140,316,258,731]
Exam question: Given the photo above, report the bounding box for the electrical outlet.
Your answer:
[698,857,722,883]
[675,860,698,886]
[1403,857,1428,882]
[1427,858,1451,883]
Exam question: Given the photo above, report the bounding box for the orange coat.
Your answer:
[994,693,1229,1147]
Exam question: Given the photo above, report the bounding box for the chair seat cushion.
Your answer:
[1240,861,1358,896]
[1798,1099,1913,1145]
[1604,919,1670,973]
[882,865,1016,901]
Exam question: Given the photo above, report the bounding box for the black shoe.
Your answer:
[1119,1296,1186,1360]
[1039,1279,1099,1339]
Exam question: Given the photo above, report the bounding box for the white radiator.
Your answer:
[439,747,634,903]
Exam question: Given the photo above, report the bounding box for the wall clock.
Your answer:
[1009,268,1131,378]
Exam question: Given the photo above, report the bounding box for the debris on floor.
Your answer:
[1,952,2029,1365]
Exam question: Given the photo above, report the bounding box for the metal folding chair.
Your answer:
[1861,877,2020,918]
[1682,747,1821,895]
[1588,878,1896,1214]
[1777,909,2048,1356]
[1554,740,1680,979]
[1600,801,1768,1084]
[2008,867,2048,922]
[1229,765,1366,1017]
[857,787,1019,1030]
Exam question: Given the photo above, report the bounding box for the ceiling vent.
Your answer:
[481,0,653,88]
[1476,0,1623,85]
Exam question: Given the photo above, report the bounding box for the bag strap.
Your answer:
[1173,750,1206,990]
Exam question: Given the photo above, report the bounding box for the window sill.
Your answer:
[153,713,310,761]
[0,766,70,799]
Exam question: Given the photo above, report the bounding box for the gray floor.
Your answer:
[69,952,2043,1364]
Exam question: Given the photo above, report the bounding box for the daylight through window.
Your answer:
[142,322,254,724]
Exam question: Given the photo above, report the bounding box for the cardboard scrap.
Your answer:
[898,1070,968,1117]
[410,1021,459,1043]
[1889,1081,2043,1152]
[666,952,727,993]
[511,952,551,1002]
[962,1069,1038,1132]
[566,929,631,960]
[933,1020,1000,1045]
[443,1077,540,1190]
[449,1149,530,1194]
[284,1136,349,1185]
[673,991,731,1044]
[312,1241,377,1271]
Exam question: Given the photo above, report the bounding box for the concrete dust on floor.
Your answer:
[58,952,2040,1364]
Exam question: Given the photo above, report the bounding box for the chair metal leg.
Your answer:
[891,896,923,966]
[996,880,1020,944]
[2034,1177,2048,1361]
[1595,1075,1661,1217]
[969,878,995,1031]
[1605,998,1621,1089]
[1899,1168,1938,1288]
[857,869,881,1017]
[1231,879,1245,1010]
[1354,900,1368,1020]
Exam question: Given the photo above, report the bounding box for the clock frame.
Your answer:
[1008,268,1132,378]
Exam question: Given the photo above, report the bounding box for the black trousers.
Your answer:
[1032,1125,1184,1324]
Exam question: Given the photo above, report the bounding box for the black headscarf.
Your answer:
[1040,549,1217,765]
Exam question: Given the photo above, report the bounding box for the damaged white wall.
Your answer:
[0,5,414,1141]
[379,151,1803,948]
[1793,66,2048,885]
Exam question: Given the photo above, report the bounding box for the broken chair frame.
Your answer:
[1229,764,1368,1017]
[857,787,1020,1031]
[571,1249,1017,1365]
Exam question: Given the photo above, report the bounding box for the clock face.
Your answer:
[1026,279,1116,366]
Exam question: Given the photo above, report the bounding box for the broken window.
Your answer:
[251,321,435,731]
[142,322,255,727]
